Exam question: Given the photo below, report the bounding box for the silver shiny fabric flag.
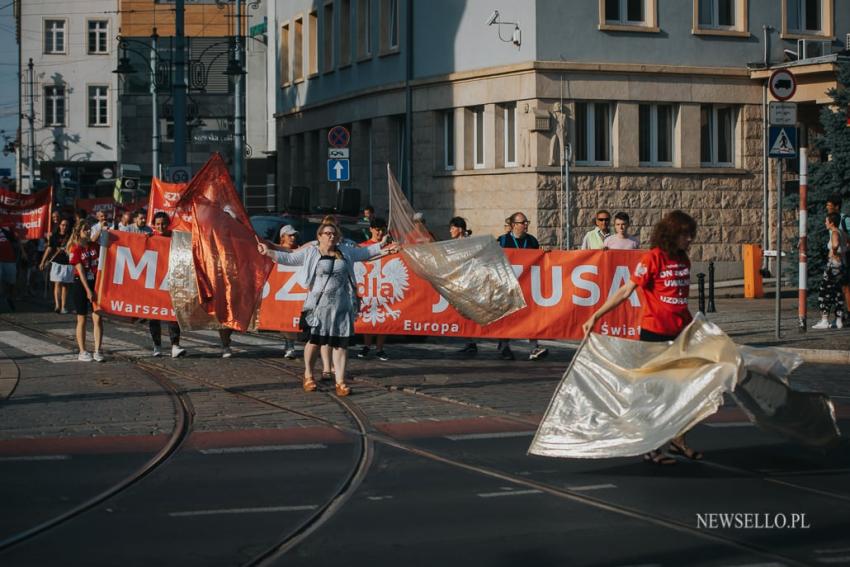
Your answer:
[387,165,526,325]
[167,230,223,331]
[529,314,742,458]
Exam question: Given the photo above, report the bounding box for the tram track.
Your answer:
[1,313,843,565]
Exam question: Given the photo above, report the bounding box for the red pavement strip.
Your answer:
[0,405,846,457]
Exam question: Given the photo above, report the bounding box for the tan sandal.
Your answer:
[303,377,318,392]
[335,382,350,397]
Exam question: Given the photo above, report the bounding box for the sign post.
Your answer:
[327,126,351,200]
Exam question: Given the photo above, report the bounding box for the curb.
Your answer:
[784,348,850,365]
[0,350,20,400]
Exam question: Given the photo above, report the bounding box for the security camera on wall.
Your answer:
[486,10,499,26]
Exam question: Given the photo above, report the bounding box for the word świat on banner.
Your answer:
[97,229,647,341]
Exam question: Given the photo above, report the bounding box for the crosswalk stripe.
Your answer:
[0,331,78,363]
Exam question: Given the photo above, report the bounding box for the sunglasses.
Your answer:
[319,231,338,237]
[596,217,611,222]
[512,220,529,226]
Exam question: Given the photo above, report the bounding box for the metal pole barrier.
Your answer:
[28,58,36,190]
[708,261,716,313]
[173,0,186,167]
[565,143,572,250]
[798,128,808,333]
[775,159,783,339]
[151,29,160,181]
[698,273,706,314]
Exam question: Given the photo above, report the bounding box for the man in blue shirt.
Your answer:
[496,212,547,361]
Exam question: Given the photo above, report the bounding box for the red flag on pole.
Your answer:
[176,153,251,229]
[190,195,272,331]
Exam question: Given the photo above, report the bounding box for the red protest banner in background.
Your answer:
[146,177,191,231]
[0,186,52,239]
[76,197,118,218]
[97,233,647,340]
[97,230,175,320]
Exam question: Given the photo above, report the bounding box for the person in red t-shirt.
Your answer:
[67,220,105,362]
[0,225,25,311]
[582,210,701,466]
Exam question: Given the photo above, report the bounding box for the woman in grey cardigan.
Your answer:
[258,221,397,396]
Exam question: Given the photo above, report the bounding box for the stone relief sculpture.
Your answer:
[548,102,567,167]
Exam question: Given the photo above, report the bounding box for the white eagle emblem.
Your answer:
[634,262,648,277]
[354,258,410,325]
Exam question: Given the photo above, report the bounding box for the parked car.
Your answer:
[251,213,368,246]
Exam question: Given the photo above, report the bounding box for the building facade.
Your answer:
[17,0,119,200]
[272,0,849,276]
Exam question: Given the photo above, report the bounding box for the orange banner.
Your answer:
[0,187,52,239]
[146,178,191,231]
[97,231,646,339]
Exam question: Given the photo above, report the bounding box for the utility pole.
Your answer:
[234,0,244,197]
[798,127,808,333]
[404,0,413,201]
[27,58,36,191]
[173,0,187,167]
[151,28,160,179]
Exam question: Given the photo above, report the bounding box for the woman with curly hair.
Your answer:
[582,210,701,465]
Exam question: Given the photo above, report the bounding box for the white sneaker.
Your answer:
[221,347,233,358]
[152,346,162,357]
[812,317,830,330]
[78,350,93,362]
[284,348,296,359]
[93,351,105,363]
[171,345,187,358]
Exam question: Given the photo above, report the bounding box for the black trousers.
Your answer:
[639,328,679,343]
[149,320,181,347]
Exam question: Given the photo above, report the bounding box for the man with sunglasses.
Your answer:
[581,210,612,250]
[496,212,548,361]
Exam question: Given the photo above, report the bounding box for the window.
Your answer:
[700,104,735,166]
[88,85,109,127]
[472,106,485,169]
[294,17,304,81]
[605,0,644,24]
[308,11,318,75]
[323,2,334,72]
[504,103,517,167]
[380,0,399,52]
[443,111,455,170]
[575,102,611,164]
[639,104,674,165]
[44,86,66,126]
[357,0,371,58]
[697,0,734,28]
[280,23,290,85]
[786,0,821,33]
[44,19,66,54]
[88,20,109,54]
[340,0,351,66]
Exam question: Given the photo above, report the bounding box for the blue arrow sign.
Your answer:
[768,126,797,159]
[327,159,350,182]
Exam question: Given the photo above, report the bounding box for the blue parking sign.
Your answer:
[327,159,350,182]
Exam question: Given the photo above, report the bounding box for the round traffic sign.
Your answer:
[102,167,114,179]
[768,69,797,102]
[123,178,138,190]
[328,126,350,149]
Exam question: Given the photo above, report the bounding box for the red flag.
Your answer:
[0,186,53,239]
[176,153,251,229]
[146,178,191,231]
[191,195,273,331]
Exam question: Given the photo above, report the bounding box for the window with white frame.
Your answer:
[44,86,66,126]
[44,20,66,54]
[504,103,517,167]
[443,111,455,170]
[88,20,109,54]
[280,23,290,85]
[575,102,612,164]
[308,11,318,75]
[786,0,822,33]
[294,17,304,81]
[639,104,674,165]
[697,0,734,28]
[605,0,645,24]
[380,0,399,52]
[700,104,736,166]
[473,106,485,169]
[88,85,109,127]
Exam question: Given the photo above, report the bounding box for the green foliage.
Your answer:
[786,60,850,299]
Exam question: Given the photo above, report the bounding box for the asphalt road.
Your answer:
[0,302,848,566]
